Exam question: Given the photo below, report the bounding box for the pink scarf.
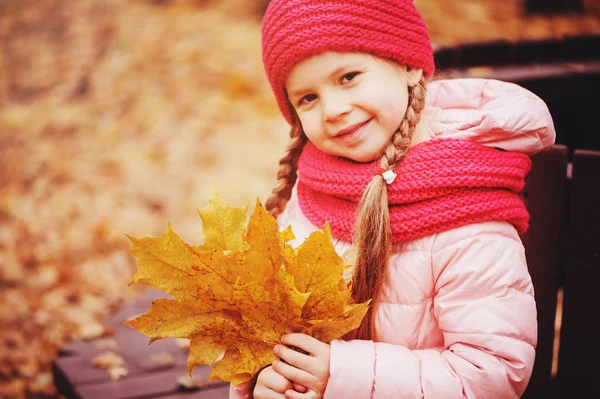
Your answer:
[297,138,531,243]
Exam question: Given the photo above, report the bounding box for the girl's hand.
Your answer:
[253,365,293,399]
[272,334,330,399]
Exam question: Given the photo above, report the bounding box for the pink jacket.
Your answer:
[231,78,556,399]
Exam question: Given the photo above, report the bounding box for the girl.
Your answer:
[233,0,555,398]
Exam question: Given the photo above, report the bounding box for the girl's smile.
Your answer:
[285,52,422,162]
[333,118,372,146]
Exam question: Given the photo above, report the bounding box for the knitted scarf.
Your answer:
[297,138,531,243]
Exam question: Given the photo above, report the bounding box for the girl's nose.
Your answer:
[322,93,351,123]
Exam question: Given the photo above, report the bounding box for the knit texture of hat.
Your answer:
[262,0,435,125]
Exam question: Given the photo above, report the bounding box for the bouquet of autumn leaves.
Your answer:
[124,193,370,385]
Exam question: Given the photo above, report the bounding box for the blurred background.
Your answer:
[0,0,598,397]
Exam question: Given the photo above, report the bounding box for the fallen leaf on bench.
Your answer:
[107,366,128,381]
[137,351,176,371]
[176,374,206,390]
[94,337,118,350]
[124,192,370,385]
[79,323,106,340]
[90,351,124,369]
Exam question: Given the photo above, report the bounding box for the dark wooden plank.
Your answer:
[525,0,584,14]
[520,145,568,399]
[439,60,600,102]
[557,149,600,398]
[512,39,568,65]
[74,366,227,399]
[563,34,600,62]
[55,324,189,386]
[433,45,460,70]
[53,287,235,399]
[58,307,151,357]
[458,39,513,67]
[157,385,230,399]
[59,287,169,356]
[52,360,79,399]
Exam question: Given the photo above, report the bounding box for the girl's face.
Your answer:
[286,52,422,162]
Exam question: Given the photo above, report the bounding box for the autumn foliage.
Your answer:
[124,193,369,384]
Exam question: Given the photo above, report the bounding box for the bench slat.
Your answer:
[521,145,568,399]
[55,324,188,386]
[158,385,231,399]
[74,367,227,399]
[557,149,600,398]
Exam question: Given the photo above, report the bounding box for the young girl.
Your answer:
[232,0,555,398]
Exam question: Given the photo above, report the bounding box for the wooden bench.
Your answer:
[433,34,600,153]
[522,147,600,399]
[432,36,600,398]
[52,288,231,399]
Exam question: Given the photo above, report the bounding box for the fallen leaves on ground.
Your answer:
[0,0,286,396]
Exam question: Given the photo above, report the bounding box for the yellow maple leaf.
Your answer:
[124,192,370,385]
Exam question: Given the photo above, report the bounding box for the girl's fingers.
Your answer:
[264,375,293,393]
[293,382,308,393]
[260,366,293,393]
[253,385,288,399]
[281,334,328,357]
[272,359,314,387]
[285,388,321,399]
[274,344,312,370]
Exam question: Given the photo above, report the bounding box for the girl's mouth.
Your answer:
[335,119,372,145]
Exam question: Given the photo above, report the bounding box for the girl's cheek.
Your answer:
[299,118,320,138]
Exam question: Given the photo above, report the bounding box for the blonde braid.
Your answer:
[349,76,427,341]
[265,121,307,217]
[385,77,427,169]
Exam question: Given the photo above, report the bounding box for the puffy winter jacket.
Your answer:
[230,78,556,399]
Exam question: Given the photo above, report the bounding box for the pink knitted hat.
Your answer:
[261,0,435,125]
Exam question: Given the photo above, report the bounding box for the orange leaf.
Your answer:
[125,192,369,384]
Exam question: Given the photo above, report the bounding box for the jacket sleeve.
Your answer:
[323,222,537,399]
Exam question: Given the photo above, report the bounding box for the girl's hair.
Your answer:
[349,75,427,341]
[266,74,428,342]
[265,121,307,216]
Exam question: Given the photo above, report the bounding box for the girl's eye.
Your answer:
[299,94,317,106]
[341,72,359,84]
